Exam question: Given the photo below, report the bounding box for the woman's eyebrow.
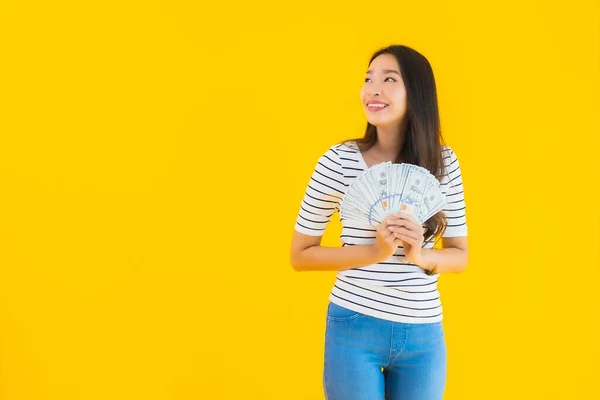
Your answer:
[366,69,401,76]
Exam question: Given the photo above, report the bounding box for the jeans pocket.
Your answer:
[326,301,363,322]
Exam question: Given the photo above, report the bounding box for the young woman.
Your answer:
[290,44,469,400]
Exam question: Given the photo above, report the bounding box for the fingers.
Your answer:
[384,229,398,243]
[392,232,416,245]
[388,218,422,247]
[388,215,419,228]
[380,227,399,248]
[386,213,424,236]
[388,225,419,241]
[381,220,416,247]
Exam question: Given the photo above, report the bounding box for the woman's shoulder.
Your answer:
[441,144,454,156]
[440,144,460,165]
[332,140,359,152]
[316,140,360,160]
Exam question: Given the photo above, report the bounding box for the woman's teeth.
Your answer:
[368,104,387,108]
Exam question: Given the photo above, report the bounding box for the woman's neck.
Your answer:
[373,122,407,157]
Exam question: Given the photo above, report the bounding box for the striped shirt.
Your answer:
[294,140,468,324]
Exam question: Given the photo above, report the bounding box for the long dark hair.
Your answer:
[342,44,448,243]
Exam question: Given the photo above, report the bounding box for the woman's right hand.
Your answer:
[370,214,401,262]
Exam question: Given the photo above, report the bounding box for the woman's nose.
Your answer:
[367,85,381,97]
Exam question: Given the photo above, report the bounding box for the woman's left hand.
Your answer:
[386,212,425,264]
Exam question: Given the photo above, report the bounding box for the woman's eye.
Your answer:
[364,77,396,82]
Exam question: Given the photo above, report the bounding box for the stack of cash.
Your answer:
[340,162,446,226]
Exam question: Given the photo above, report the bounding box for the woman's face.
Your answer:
[360,53,407,128]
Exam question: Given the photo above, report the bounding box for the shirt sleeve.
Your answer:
[442,148,468,237]
[294,146,346,237]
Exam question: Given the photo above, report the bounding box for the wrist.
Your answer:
[417,249,438,275]
[368,244,386,264]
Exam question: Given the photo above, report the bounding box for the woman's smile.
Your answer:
[366,100,389,112]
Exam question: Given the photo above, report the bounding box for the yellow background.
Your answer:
[1,1,598,399]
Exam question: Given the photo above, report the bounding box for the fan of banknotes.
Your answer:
[340,162,446,226]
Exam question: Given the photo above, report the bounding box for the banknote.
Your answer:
[398,167,428,219]
[367,162,391,214]
[357,171,386,219]
[418,179,446,222]
[339,162,446,226]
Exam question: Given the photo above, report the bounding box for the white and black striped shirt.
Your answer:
[294,140,468,324]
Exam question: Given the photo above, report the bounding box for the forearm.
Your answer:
[292,244,381,272]
[417,247,468,274]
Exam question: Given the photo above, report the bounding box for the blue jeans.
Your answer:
[323,301,447,400]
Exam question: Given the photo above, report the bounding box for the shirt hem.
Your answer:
[328,292,443,324]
